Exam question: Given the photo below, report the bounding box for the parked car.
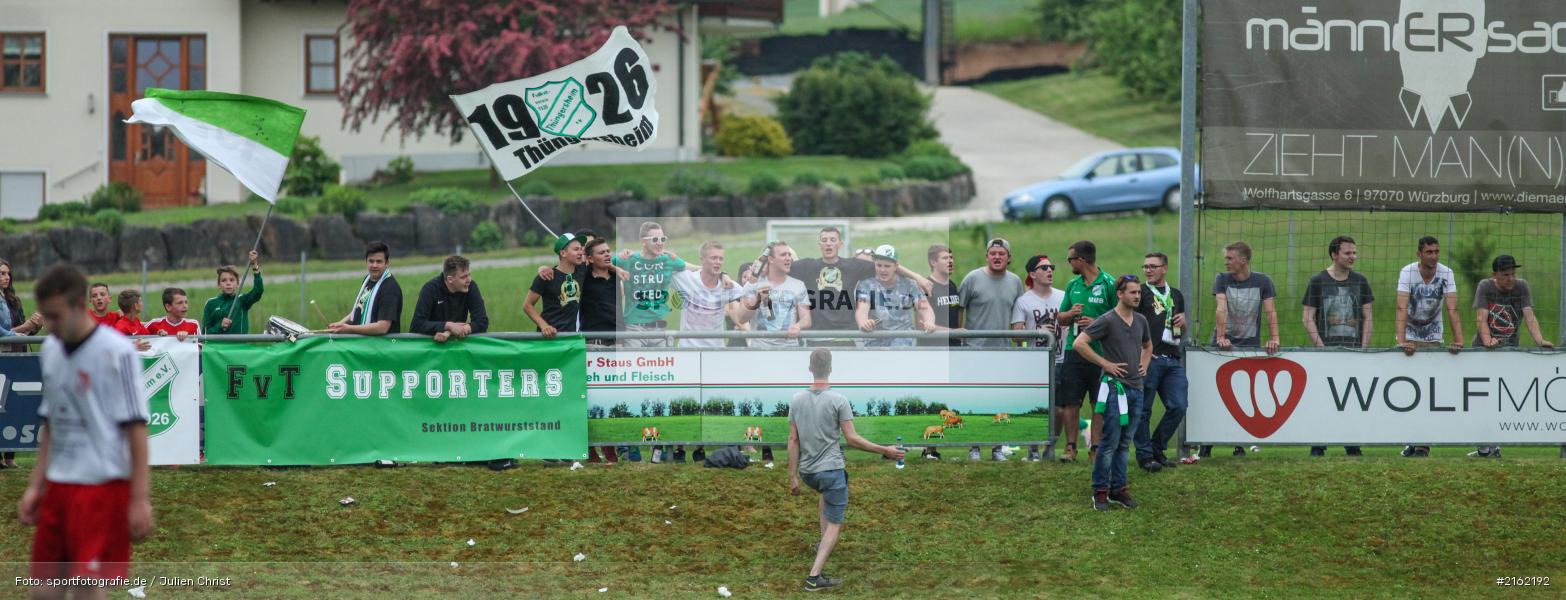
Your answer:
[1001,147,1193,221]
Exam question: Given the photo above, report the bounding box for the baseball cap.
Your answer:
[553,233,579,254]
[987,238,1011,253]
[1492,255,1521,271]
[1023,254,1051,288]
[872,244,898,263]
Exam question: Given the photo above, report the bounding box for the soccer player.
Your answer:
[1470,254,1552,458]
[1302,236,1373,457]
[525,234,586,338]
[146,287,200,341]
[787,349,905,592]
[1394,236,1463,458]
[921,244,961,347]
[1207,241,1277,457]
[202,250,264,335]
[853,245,934,347]
[329,242,403,336]
[1133,252,1188,470]
[20,264,155,595]
[410,255,489,343]
[1056,240,1114,462]
[958,238,1025,349]
[1073,275,1151,512]
[88,282,120,326]
[670,241,745,348]
[735,241,811,347]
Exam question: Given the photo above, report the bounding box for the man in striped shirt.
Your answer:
[19,264,154,594]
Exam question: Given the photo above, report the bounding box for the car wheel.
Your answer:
[1163,186,1182,213]
[1044,196,1075,220]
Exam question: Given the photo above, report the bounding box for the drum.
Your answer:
[265,315,310,337]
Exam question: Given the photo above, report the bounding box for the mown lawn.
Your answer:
[589,414,1048,444]
[0,453,1559,598]
[978,71,1181,148]
[779,0,1042,45]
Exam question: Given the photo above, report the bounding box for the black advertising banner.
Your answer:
[1201,0,1566,212]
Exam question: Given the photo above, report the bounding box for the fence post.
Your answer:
[1176,0,1199,457]
[140,257,148,299]
[1147,212,1155,255]
[299,250,308,324]
[1286,213,1296,301]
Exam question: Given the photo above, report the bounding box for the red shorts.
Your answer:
[31,480,131,580]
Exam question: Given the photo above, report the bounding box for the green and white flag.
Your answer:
[126,89,306,203]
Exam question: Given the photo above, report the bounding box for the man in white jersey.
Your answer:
[670,241,744,347]
[20,264,154,598]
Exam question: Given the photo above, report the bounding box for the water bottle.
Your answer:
[895,436,906,469]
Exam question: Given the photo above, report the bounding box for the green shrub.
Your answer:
[516,180,556,197]
[898,139,958,162]
[371,155,416,186]
[0,219,15,234]
[747,172,785,195]
[69,209,124,236]
[519,229,543,247]
[777,52,934,158]
[36,202,90,222]
[859,173,884,185]
[665,170,733,197]
[714,114,793,158]
[317,185,368,221]
[878,165,907,181]
[829,175,853,188]
[409,187,484,214]
[793,172,824,187]
[616,179,650,200]
[900,156,970,181]
[467,221,504,252]
[282,135,341,197]
[274,197,312,217]
[86,182,142,213]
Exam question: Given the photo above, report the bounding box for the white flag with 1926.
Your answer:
[450,26,660,180]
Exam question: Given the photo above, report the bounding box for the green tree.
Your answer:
[776,52,935,158]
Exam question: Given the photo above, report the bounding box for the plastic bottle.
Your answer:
[895,436,906,469]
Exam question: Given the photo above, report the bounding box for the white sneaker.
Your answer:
[968,447,981,461]
[991,449,1008,461]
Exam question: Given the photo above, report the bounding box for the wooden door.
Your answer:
[108,35,206,208]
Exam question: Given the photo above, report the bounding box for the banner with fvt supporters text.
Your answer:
[450,26,659,180]
[203,337,587,465]
[1188,348,1566,444]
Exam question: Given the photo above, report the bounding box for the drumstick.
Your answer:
[309,300,333,329]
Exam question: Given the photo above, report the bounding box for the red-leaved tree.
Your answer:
[341,0,676,143]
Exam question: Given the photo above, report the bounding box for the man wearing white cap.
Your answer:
[853,245,935,347]
[957,238,1025,348]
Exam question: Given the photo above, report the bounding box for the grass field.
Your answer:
[978,71,1181,148]
[0,452,1559,598]
[779,0,1041,45]
[589,414,1047,444]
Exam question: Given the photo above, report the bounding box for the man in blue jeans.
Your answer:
[1133,253,1187,471]
[1073,275,1152,511]
[788,349,905,591]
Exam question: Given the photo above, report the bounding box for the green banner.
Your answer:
[203,337,587,465]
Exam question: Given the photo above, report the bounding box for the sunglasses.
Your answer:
[1142,263,1165,269]
[643,236,668,243]
[1034,264,1055,271]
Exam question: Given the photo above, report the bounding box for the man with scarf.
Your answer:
[330,241,403,335]
[1072,275,1151,512]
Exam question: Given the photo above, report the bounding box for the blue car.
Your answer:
[1001,147,1191,221]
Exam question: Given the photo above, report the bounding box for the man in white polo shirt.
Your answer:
[670,241,745,347]
[20,264,154,595]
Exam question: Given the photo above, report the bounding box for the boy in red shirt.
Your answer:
[88,282,120,326]
[146,287,200,341]
[111,290,152,352]
[19,264,155,595]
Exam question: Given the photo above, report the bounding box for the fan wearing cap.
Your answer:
[1469,254,1552,459]
[957,238,1025,349]
[853,245,935,347]
[525,234,587,338]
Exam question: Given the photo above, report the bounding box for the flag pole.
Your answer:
[224,202,274,324]
[504,179,558,239]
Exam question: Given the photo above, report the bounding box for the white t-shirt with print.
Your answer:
[1397,262,1458,343]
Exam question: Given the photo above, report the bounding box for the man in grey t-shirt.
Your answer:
[788,349,904,592]
[1073,275,1152,512]
[1470,255,1553,458]
[957,238,1026,348]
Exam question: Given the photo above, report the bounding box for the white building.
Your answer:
[0,0,780,219]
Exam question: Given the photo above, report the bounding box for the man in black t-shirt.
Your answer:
[1132,252,1186,471]
[1301,236,1372,457]
[330,241,403,335]
[525,234,586,337]
[791,227,875,347]
[410,255,489,342]
[920,244,961,348]
[578,237,620,346]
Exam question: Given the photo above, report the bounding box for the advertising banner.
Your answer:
[204,337,588,465]
[1201,0,1566,212]
[586,349,1051,445]
[1188,348,1566,443]
[0,339,200,464]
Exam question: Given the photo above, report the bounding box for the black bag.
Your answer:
[702,446,751,469]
